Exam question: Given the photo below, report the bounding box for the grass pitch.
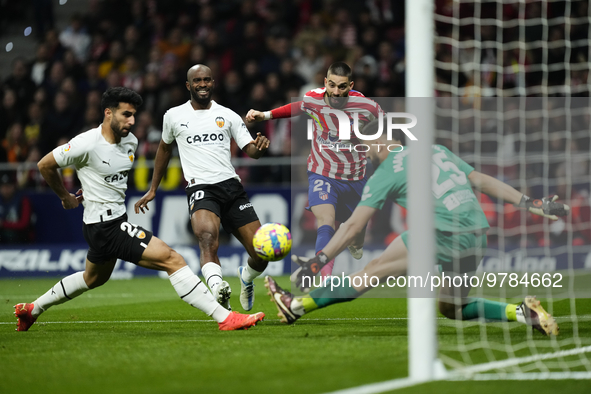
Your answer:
[1,276,590,394]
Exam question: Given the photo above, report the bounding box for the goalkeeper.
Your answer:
[265,120,569,335]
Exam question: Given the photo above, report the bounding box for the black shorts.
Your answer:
[185,178,259,233]
[82,214,153,264]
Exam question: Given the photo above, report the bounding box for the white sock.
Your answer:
[516,304,526,324]
[291,298,305,316]
[169,266,230,322]
[33,271,89,317]
[201,262,223,291]
[241,264,263,283]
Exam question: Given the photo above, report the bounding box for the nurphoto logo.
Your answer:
[307,109,417,152]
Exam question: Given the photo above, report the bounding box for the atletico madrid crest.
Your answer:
[319,191,328,201]
[215,117,225,128]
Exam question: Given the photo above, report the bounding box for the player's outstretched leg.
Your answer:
[265,276,302,324]
[14,270,92,331]
[520,296,559,336]
[218,311,265,331]
[14,303,36,332]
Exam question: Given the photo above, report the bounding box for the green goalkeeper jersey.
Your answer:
[359,145,489,233]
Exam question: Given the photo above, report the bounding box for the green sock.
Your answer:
[309,277,360,308]
[461,298,510,321]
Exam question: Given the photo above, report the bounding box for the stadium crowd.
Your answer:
[0,0,589,247]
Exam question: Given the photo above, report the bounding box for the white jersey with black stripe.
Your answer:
[53,126,137,224]
[162,100,254,185]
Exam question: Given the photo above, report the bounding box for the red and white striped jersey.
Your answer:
[301,88,383,181]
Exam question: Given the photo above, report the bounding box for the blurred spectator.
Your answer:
[105,69,123,89]
[18,146,44,189]
[24,102,44,147]
[294,13,328,50]
[0,89,23,141]
[3,57,36,109]
[59,14,92,63]
[279,59,305,91]
[158,28,191,66]
[265,73,283,104]
[295,41,324,84]
[0,171,35,244]
[40,91,82,153]
[141,72,162,118]
[78,61,107,96]
[123,25,149,63]
[299,70,325,97]
[44,29,66,62]
[62,50,85,82]
[219,70,246,114]
[121,55,144,92]
[80,106,102,133]
[29,43,52,87]
[60,77,83,112]
[98,41,126,79]
[2,123,28,163]
[146,46,164,75]
[88,33,110,63]
[41,61,66,101]
[260,36,292,75]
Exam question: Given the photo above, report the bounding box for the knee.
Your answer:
[314,211,335,227]
[166,249,186,271]
[195,229,219,249]
[84,272,110,289]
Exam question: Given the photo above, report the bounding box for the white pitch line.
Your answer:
[0,317,412,325]
[3,315,591,326]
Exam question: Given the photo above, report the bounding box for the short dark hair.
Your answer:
[362,119,404,144]
[327,62,352,81]
[101,87,143,113]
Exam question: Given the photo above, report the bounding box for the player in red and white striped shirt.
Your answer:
[247,62,383,277]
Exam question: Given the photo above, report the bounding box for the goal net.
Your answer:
[431,0,591,381]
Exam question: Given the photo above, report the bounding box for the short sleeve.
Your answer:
[358,167,399,210]
[161,111,175,144]
[52,133,91,168]
[229,111,253,149]
[442,145,474,176]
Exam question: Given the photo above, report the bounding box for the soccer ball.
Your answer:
[252,223,292,261]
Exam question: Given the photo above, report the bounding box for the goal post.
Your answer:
[405,0,439,383]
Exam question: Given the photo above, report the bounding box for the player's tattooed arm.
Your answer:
[37,152,81,210]
[243,132,270,159]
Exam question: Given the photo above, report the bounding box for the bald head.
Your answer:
[186,64,215,108]
[187,64,212,81]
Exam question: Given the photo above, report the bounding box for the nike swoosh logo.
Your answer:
[274,293,295,320]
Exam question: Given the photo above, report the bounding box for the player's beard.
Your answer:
[326,93,349,109]
[191,87,213,107]
[111,118,130,139]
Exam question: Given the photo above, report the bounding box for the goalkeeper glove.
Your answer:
[290,252,330,293]
[516,195,570,220]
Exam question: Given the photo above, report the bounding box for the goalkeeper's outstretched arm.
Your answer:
[468,170,570,220]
